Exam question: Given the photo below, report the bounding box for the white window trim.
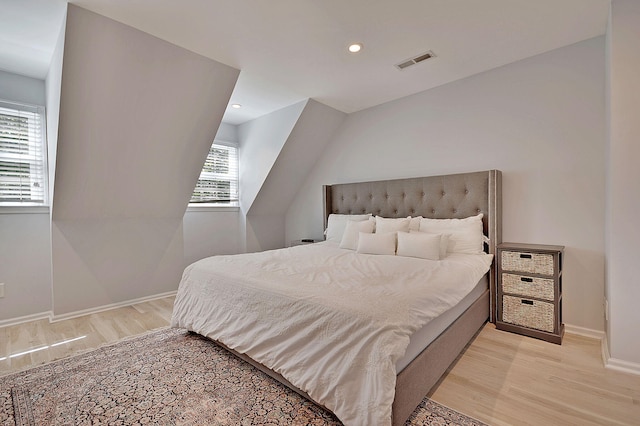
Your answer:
[0,205,49,214]
[189,139,239,207]
[186,203,239,213]
[0,99,48,206]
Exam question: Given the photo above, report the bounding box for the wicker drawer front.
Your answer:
[502,295,554,333]
[501,251,554,275]
[502,273,555,301]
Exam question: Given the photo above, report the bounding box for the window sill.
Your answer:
[0,205,50,214]
[186,203,239,213]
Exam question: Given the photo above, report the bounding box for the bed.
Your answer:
[171,170,502,426]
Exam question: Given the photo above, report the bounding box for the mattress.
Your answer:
[171,242,493,426]
[396,276,488,372]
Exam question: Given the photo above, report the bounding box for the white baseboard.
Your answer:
[564,323,605,340]
[602,334,640,376]
[602,334,611,368]
[0,311,52,329]
[49,291,177,323]
[604,357,640,376]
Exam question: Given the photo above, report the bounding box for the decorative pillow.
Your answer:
[419,213,484,254]
[397,231,441,260]
[375,216,411,234]
[410,230,450,259]
[356,231,397,255]
[339,219,375,250]
[325,214,372,242]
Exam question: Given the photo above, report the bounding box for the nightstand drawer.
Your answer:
[502,295,554,333]
[502,273,555,301]
[501,251,554,275]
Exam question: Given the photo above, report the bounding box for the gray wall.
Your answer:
[286,37,606,332]
[241,99,346,251]
[250,100,346,217]
[0,11,243,323]
[606,0,640,366]
[237,100,306,252]
[0,211,51,322]
[0,71,51,322]
[50,5,239,316]
[238,101,307,214]
[183,122,242,264]
[183,208,241,265]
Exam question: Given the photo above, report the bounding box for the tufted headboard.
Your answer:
[322,170,502,321]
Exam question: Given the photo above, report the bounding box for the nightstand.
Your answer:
[496,243,564,344]
[290,239,318,247]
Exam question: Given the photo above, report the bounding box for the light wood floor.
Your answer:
[0,297,174,374]
[2,296,639,425]
[430,327,640,426]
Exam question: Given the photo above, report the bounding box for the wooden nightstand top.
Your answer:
[498,242,564,252]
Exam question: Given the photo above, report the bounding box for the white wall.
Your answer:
[0,71,51,322]
[183,122,243,264]
[50,5,239,316]
[238,100,307,214]
[287,37,606,332]
[0,212,51,322]
[0,70,45,105]
[238,100,345,252]
[237,100,307,252]
[243,99,346,250]
[0,74,240,324]
[45,11,66,204]
[606,0,640,366]
[183,208,241,265]
[250,100,346,217]
[215,122,238,143]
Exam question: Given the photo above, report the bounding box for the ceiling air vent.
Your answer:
[395,50,436,70]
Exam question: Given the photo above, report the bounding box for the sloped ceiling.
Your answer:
[0,0,66,79]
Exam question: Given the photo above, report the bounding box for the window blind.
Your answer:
[191,143,239,203]
[0,101,47,204]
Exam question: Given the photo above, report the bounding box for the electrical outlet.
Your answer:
[0,283,4,298]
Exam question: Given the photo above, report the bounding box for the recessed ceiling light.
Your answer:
[348,43,363,53]
[231,104,242,109]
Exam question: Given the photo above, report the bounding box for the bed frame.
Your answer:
[224,170,502,425]
[322,170,502,424]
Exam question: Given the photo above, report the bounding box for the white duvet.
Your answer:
[171,241,492,426]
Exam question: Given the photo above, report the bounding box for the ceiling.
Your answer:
[0,0,67,79]
[1,0,610,125]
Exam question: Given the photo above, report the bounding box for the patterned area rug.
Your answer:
[0,328,486,425]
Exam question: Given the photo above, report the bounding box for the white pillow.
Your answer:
[325,214,372,242]
[409,216,423,231]
[375,216,410,234]
[410,230,450,259]
[339,219,375,250]
[356,232,397,255]
[397,231,441,260]
[419,213,484,254]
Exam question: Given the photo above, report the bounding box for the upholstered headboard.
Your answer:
[322,170,502,322]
